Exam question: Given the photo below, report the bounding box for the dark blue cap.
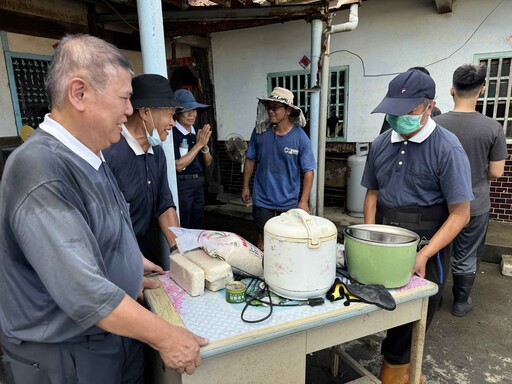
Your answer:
[174,89,209,112]
[372,70,436,116]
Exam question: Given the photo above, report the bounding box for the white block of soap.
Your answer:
[169,253,205,296]
[184,249,233,281]
[205,274,234,292]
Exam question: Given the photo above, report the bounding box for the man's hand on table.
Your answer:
[142,255,165,275]
[413,252,429,279]
[158,326,209,375]
[138,255,166,302]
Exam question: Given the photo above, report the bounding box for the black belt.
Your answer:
[177,173,203,180]
[376,203,449,238]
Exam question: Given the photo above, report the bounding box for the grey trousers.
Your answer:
[1,332,143,384]
[452,211,489,275]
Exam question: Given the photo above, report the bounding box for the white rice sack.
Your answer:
[198,231,264,278]
[170,227,264,277]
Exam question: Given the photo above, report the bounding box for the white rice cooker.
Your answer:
[263,209,337,300]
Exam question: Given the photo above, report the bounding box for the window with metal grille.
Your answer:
[475,54,512,138]
[268,66,348,141]
[4,52,51,131]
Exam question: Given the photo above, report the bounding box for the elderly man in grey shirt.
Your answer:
[0,34,207,384]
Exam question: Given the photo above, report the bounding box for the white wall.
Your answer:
[0,32,143,137]
[211,21,312,140]
[211,0,512,142]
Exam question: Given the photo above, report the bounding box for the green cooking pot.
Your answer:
[343,224,420,288]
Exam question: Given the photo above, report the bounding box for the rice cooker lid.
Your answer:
[264,209,337,243]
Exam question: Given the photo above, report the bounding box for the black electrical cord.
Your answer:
[240,278,325,323]
[241,281,274,323]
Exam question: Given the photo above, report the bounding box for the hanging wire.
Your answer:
[102,0,139,32]
[329,0,506,78]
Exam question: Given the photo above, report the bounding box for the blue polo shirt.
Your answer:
[362,118,474,208]
[104,126,175,239]
[247,124,317,210]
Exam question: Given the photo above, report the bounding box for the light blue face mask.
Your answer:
[386,104,430,135]
[143,109,162,146]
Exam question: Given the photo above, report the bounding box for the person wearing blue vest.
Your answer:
[241,87,317,250]
[362,69,474,383]
[0,34,207,384]
[173,89,213,229]
[104,74,182,267]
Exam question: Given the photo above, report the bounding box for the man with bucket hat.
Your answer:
[104,74,182,267]
[361,69,473,383]
[241,87,316,250]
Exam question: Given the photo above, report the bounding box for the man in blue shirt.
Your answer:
[241,87,317,250]
[362,70,473,384]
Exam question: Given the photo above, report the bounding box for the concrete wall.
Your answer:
[0,32,143,137]
[211,0,512,142]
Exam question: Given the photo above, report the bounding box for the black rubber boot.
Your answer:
[452,274,475,317]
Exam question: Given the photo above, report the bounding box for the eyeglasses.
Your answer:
[265,104,286,111]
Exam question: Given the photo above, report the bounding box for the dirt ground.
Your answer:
[305,261,512,384]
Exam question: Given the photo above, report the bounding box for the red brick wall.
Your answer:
[489,143,512,222]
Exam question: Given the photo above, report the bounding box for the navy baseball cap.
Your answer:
[372,70,436,116]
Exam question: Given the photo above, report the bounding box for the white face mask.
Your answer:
[142,109,162,146]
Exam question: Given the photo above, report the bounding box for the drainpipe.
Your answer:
[137,0,177,269]
[308,19,322,215]
[317,3,359,217]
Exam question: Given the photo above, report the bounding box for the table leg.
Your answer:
[409,297,428,384]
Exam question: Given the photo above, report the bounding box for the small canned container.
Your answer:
[225,281,246,304]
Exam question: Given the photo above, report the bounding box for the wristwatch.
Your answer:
[170,244,179,255]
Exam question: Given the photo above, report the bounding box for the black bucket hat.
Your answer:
[130,74,182,110]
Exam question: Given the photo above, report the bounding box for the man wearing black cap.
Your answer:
[104,74,182,267]
[361,69,474,383]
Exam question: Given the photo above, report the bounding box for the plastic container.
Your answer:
[263,209,337,300]
[346,143,368,218]
[343,224,420,288]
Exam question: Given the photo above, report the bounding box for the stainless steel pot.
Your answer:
[343,224,420,288]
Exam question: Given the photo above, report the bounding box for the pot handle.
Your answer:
[288,209,320,248]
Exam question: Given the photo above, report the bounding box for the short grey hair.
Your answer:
[45,34,134,109]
